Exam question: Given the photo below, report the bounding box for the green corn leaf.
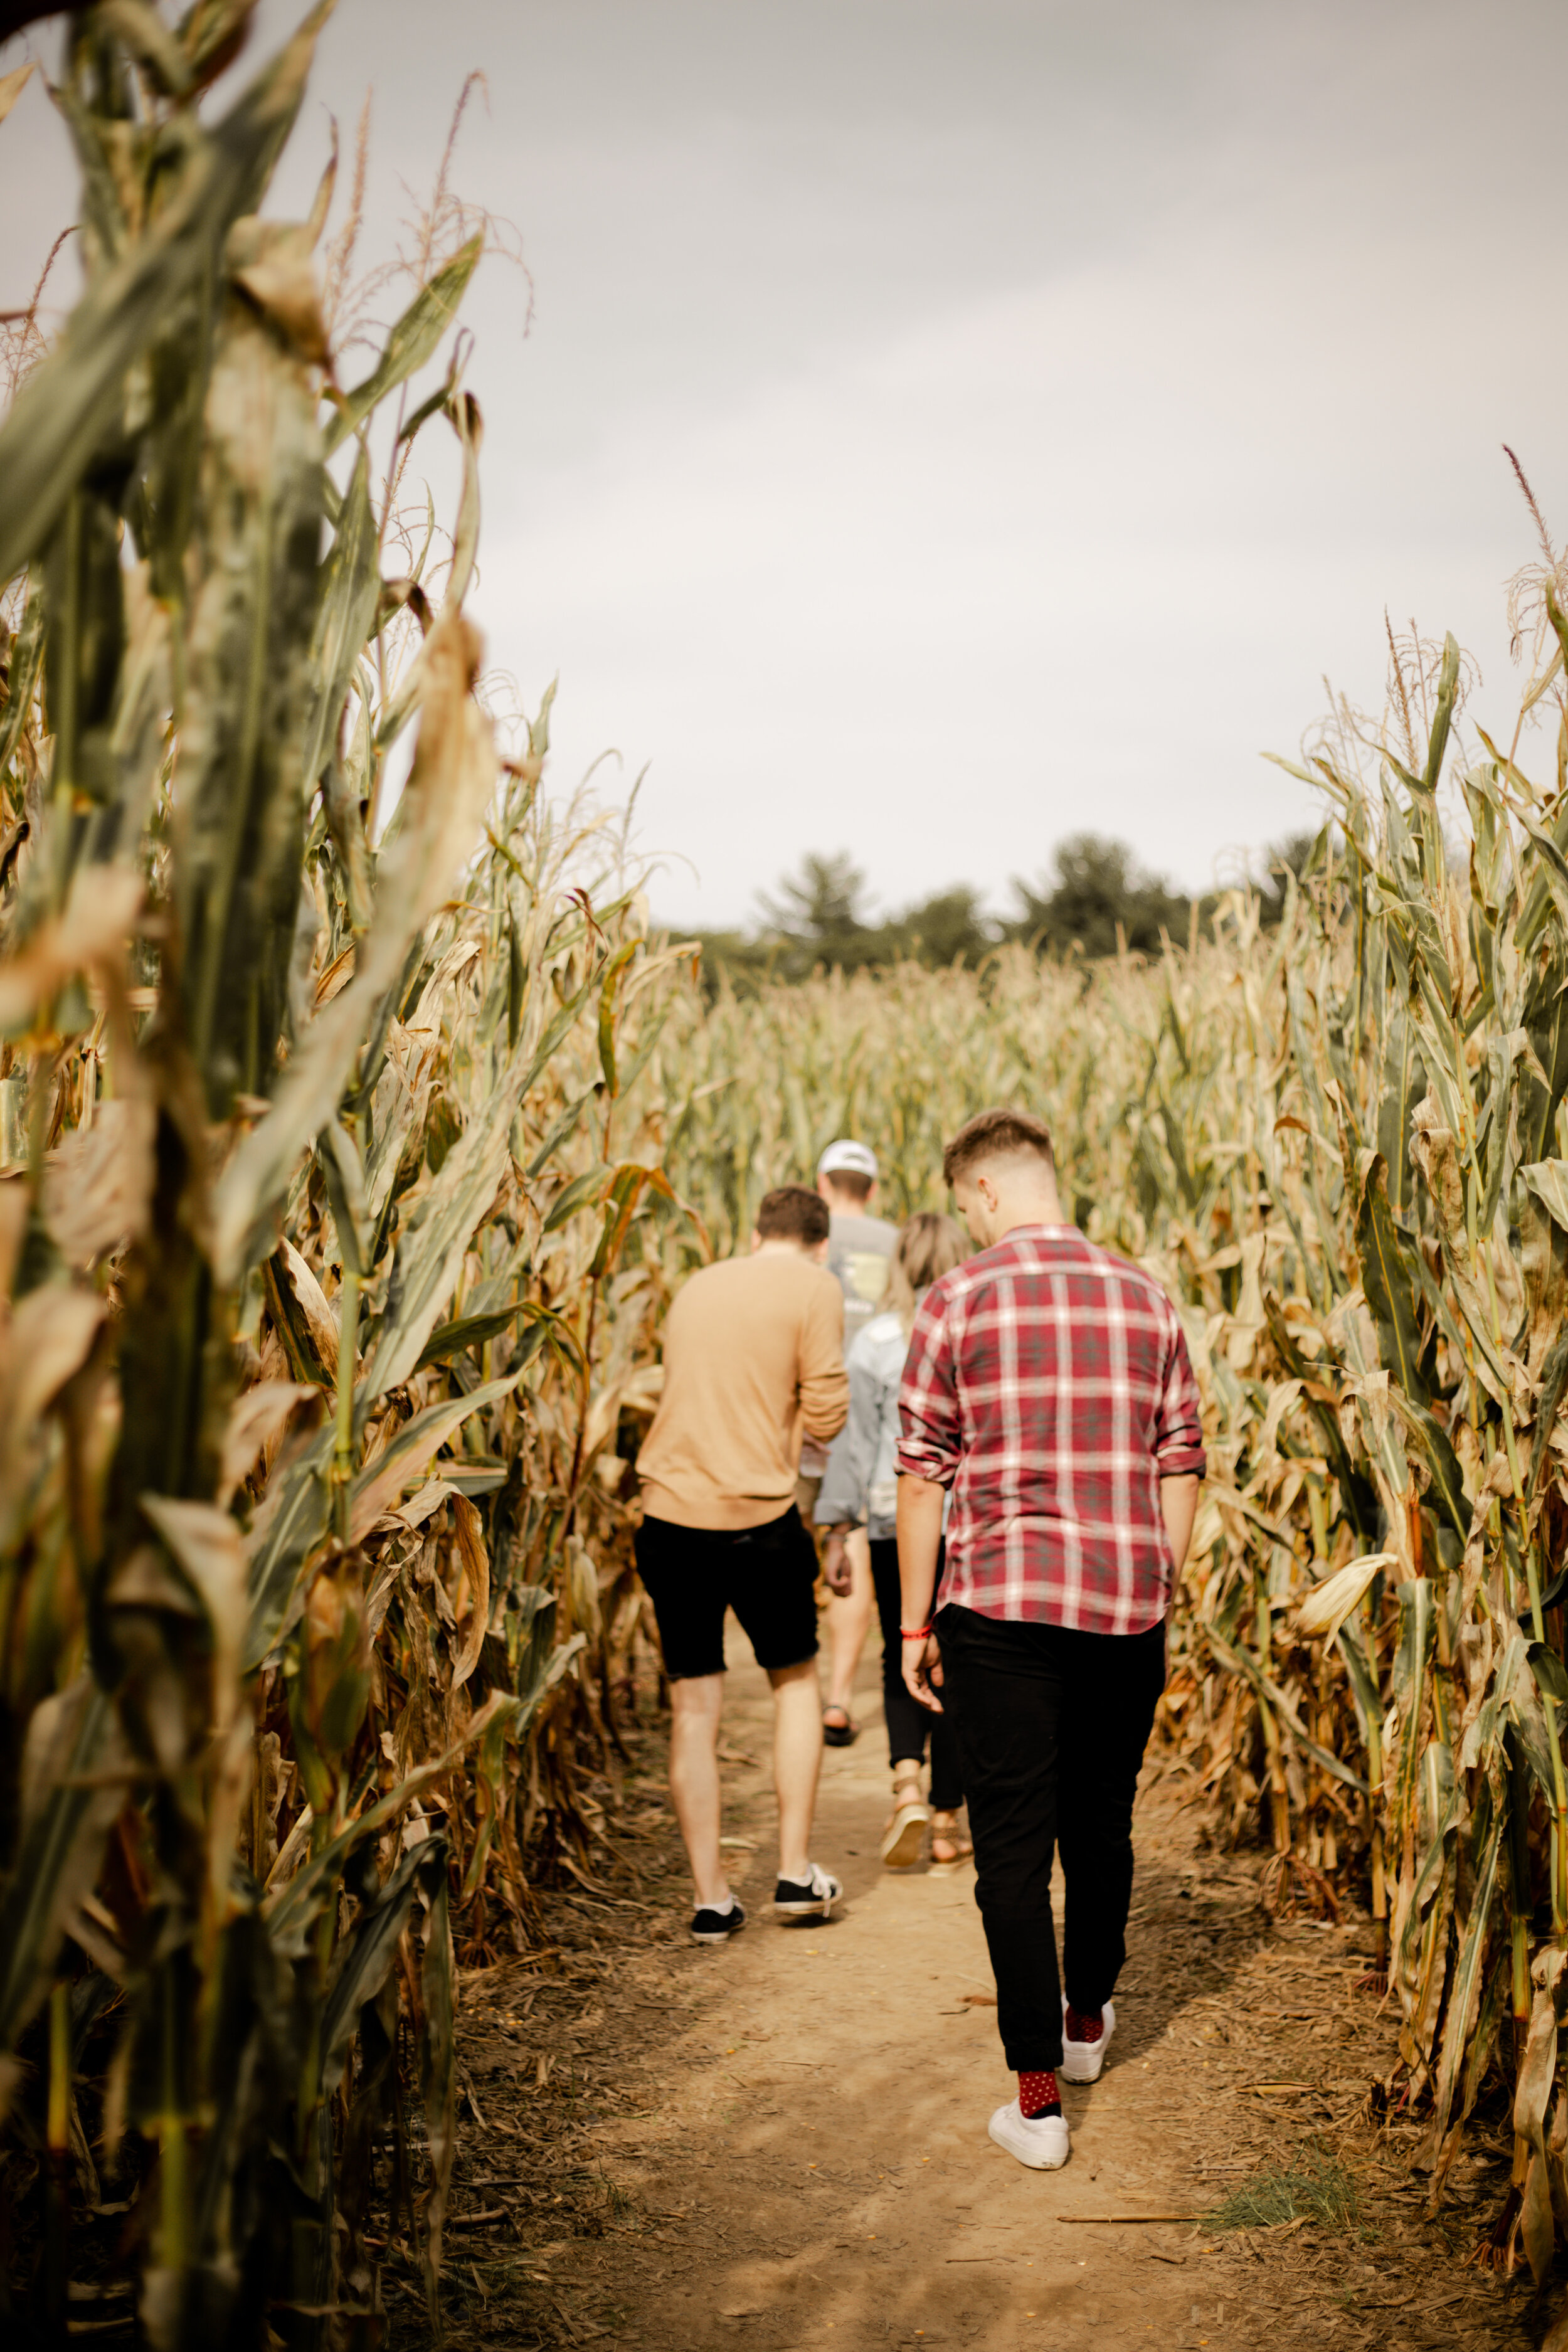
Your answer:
[541,1163,613,1235]
[175,238,324,1115]
[1527,1642,1568,1709]
[243,1424,334,1671]
[524,1084,599,1180]
[319,1836,448,2099]
[1353,1149,1432,1405]
[322,231,482,458]
[1523,1158,1568,1239]
[1508,1661,1559,1803]
[1424,1805,1502,2156]
[395,351,464,450]
[1394,1579,1436,1703]
[1264,1293,1379,1539]
[317,1118,372,1279]
[367,1060,571,1396]
[1419,633,1461,793]
[1400,1402,1470,1544]
[299,446,381,797]
[348,1374,520,1538]
[507,906,526,1051]
[415,1306,545,1375]
[0,3,334,585]
[209,610,499,1285]
[265,1691,515,1954]
[1334,1622,1384,1751]
[1375,999,1424,1217]
[597,939,638,1095]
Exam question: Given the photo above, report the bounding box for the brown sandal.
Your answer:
[928,1811,973,1877]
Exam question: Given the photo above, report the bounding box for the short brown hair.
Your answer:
[941,1106,1056,1189]
[820,1167,873,1205]
[755,1185,831,1246]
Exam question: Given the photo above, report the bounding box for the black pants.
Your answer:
[935,1602,1165,2074]
[869,1539,963,1811]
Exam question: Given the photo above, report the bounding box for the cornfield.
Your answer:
[0,8,699,2344]
[652,621,1568,2278]
[6,1,1568,2341]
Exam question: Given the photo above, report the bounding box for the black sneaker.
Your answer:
[773,1863,842,1919]
[691,1899,746,1945]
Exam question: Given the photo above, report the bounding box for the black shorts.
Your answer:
[634,1506,820,1680]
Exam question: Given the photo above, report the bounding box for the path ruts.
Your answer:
[426,1631,1531,2351]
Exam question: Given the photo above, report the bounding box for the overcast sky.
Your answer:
[6,0,1568,927]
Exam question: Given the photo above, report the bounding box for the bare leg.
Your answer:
[667,1673,729,1910]
[768,1655,824,1881]
[824,1528,874,1719]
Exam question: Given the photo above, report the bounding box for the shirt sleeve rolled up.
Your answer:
[896,1286,961,1487]
[1153,1314,1207,1480]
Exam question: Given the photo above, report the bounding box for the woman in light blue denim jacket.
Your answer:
[818,1212,970,1872]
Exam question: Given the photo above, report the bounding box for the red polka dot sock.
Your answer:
[1065,2002,1104,2043]
[1017,2069,1061,2119]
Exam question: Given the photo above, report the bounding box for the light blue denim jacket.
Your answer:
[815,1310,908,1540]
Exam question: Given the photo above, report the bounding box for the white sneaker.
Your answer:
[1059,1994,1115,2084]
[988,2098,1070,2170]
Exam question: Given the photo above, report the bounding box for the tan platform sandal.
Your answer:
[879,1772,929,1870]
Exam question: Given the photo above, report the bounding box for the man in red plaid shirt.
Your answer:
[896,1106,1205,2171]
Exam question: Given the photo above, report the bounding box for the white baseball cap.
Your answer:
[817,1138,879,1182]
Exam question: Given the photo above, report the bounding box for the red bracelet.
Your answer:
[901,1625,934,1640]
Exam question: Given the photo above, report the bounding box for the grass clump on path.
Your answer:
[1202,2142,1360,2233]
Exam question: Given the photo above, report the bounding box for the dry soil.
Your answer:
[415,1626,1545,2351]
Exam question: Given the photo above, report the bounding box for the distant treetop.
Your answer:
[689,831,1316,987]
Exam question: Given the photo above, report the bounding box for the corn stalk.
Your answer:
[0,8,701,2345]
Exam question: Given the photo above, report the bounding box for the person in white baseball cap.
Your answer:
[808,1139,898,1743]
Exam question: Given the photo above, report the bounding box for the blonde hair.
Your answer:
[884,1211,968,1335]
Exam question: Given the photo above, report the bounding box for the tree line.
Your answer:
[693,831,1315,985]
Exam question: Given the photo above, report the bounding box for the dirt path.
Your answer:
[435,1629,1534,2351]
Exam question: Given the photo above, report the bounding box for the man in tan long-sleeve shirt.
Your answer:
[636,1185,850,1941]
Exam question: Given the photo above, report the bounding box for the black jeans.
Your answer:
[869,1539,963,1811]
[935,1602,1165,2074]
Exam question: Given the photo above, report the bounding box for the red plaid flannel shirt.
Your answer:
[896,1225,1207,1635]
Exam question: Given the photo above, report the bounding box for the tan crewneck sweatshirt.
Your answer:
[636,1247,849,1530]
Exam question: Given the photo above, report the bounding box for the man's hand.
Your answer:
[901,1632,944,1713]
[821,1530,854,1596]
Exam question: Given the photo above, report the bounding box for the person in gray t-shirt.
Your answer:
[808,1138,898,1744]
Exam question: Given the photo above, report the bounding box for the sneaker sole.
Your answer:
[690,1926,744,1944]
[987,2114,1069,2170]
[773,1898,836,1918]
